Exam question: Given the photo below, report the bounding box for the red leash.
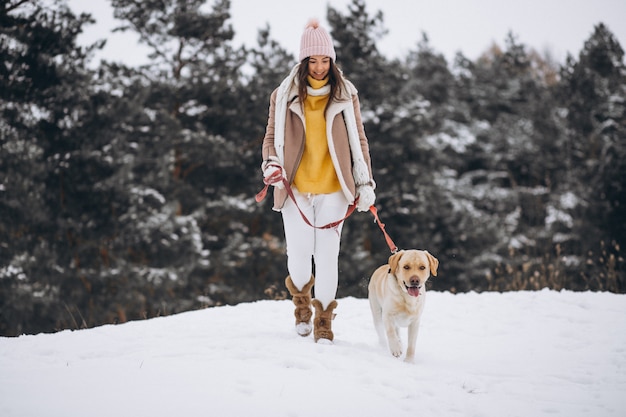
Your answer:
[256,168,356,230]
[368,205,399,253]
[256,168,399,253]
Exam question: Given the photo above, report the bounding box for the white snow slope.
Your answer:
[1,290,625,417]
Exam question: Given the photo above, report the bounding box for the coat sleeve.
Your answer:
[262,89,279,162]
[351,93,375,183]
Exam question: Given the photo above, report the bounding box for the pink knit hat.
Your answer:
[299,18,336,62]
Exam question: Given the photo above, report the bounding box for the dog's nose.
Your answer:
[410,277,421,286]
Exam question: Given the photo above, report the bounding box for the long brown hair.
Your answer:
[297,57,346,112]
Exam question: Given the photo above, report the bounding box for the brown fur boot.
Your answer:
[285,276,315,336]
[311,299,338,343]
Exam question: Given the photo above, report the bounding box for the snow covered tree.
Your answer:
[103,0,252,313]
[110,0,247,202]
[240,24,294,138]
[327,0,400,114]
[404,33,454,108]
[559,24,626,283]
[0,0,109,334]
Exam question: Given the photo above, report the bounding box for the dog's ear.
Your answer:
[388,250,404,274]
[425,251,439,276]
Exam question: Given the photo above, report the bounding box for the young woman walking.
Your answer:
[261,18,375,343]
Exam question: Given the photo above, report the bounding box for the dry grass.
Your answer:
[486,240,623,293]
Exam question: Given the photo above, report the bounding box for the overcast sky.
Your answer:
[68,0,626,67]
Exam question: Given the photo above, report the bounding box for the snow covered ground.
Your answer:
[1,290,625,417]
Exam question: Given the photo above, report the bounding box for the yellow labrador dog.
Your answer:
[368,250,439,362]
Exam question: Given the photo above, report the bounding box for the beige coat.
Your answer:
[262,81,373,211]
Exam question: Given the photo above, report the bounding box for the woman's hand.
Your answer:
[261,156,286,189]
[356,184,375,211]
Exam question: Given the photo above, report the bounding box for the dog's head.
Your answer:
[388,250,439,298]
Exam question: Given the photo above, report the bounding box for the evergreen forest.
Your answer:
[1,0,624,336]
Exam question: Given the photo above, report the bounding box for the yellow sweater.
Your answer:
[293,76,342,194]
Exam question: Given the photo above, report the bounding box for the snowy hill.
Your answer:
[1,290,625,417]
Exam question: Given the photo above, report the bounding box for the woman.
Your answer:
[261,19,375,343]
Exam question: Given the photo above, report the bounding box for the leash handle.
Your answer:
[255,163,285,203]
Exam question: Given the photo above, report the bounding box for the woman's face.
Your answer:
[308,55,331,80]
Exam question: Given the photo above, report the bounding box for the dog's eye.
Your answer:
[419,265,426,270]
[403,265,410,270]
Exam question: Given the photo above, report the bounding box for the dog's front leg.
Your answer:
[369,297,387,348]
[383,313,402,358]
[404,320,420,363]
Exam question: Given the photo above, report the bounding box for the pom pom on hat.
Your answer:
[299,18,336,62]
[306,18,320,29]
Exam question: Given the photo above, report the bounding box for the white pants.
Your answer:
[281,189,349,310]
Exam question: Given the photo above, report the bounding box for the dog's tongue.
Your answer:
[407,286,420,297]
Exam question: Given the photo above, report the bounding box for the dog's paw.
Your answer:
[404,356,415,364]
[389,340,403,358]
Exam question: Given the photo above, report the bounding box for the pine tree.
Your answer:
[327,0,397,112]
[107,0,266,319]
[559,23,626,254]
[0,0,106,334]
[110,0,247,201]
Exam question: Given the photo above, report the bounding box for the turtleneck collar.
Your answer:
[308,75,329,89]
[307,75,330,96]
